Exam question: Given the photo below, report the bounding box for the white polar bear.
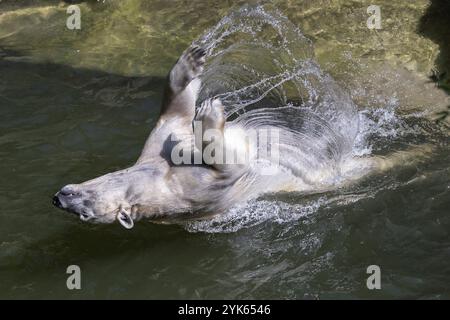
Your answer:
[53,46,284,229]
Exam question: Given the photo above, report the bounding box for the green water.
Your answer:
[0,0,449,299]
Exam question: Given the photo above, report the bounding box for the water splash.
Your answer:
[183,5,428,233]
[184,197,327,233]
[196,5,359,178]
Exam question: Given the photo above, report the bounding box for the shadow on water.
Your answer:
[418,0,450,90]
[0,48,171,262]
[418,0,450,125]
[0,46,166,170]
[0,49,213,298]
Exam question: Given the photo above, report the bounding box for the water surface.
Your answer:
[0,0,449,299]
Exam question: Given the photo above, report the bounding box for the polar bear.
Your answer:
[52,43,434,229]
[53,46,279,229]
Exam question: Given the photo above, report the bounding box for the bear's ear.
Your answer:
[118,209,134,229]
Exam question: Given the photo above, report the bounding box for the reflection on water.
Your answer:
[0,0,449,299]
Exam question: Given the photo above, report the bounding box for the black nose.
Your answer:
[52,195,62,208]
